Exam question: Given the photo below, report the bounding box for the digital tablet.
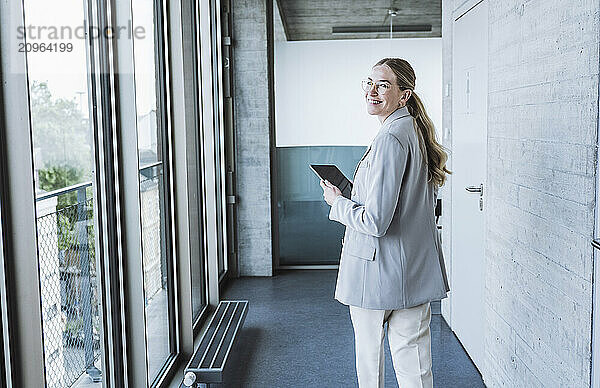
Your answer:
[309,164,353,199]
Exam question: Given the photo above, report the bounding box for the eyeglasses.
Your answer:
[361,79,392,95]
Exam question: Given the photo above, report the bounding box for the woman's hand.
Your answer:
[320,179,342,206]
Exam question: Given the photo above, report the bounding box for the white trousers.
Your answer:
[349,302,433,388]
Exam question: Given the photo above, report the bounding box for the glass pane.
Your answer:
[22,0,104,387]
[190,243,205,321]
[188,0,208,321]
[0,205,6,387]
[131,0,175,383]
[277,146,366,265]
[211,0,226,279]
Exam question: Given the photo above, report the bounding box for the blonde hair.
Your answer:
[375,58,451,187]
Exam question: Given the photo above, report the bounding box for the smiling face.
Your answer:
[365,65,404,122]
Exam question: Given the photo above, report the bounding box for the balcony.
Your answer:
[35,163,166,388]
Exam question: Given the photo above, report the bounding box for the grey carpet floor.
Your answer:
[221,270,485,388]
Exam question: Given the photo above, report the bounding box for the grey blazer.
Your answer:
[329,106,450,310]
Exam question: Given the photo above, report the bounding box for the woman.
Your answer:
[320,58,450,388]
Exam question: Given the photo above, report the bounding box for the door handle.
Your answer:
[465,184,483,194]
[465,183,484,211]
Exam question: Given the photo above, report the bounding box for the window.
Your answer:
[1,0,227,385]
[0,196,8,387]
[189,0,209,323]
[214,0,237,278]
[210,0,228,279]
[130,0,177,383]
[22,0,104,386]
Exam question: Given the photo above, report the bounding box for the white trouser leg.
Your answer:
[387,302,433,388]
[349,306,386,388]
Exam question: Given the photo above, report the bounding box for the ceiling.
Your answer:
[275,0,442,41]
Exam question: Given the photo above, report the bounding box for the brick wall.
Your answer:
[483,1,599,386]
[232,0,274,276]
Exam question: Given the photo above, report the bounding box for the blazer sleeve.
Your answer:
[328,133,408,237]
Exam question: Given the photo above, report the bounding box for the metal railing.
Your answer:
[36,181,100,387]
[35,163,162,388]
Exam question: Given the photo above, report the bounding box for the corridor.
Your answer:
[219,270,484,387]
[1,0,599,387]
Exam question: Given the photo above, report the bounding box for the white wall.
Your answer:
[275,38,442,147]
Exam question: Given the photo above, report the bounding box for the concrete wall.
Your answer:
[483,1,599,386]
[443,0,599,386]
[232,0,274,276]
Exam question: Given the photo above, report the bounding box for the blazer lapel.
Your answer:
[352,145,372,181]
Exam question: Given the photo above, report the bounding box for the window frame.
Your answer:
[0,1,48,386]
[217,0,239,280]
[89,0,222,384]
[0,0,229,385]
[186,0,210,328]
[112,0,181,385]
[142,0,180,383]
[209,0,229,283]
[0,104,13,388]
[196,0,224,313]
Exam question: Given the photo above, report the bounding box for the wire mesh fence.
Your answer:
[140,164,167,305]
[35,164,163,388]
[36,186,101,388]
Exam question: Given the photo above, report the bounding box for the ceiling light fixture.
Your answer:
[331,25,432,34]
[389,8,397,40]
[332,6,432,36]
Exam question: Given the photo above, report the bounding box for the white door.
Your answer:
[450,0,488,370]
[593,173,600,388]
[591,51,600,388]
